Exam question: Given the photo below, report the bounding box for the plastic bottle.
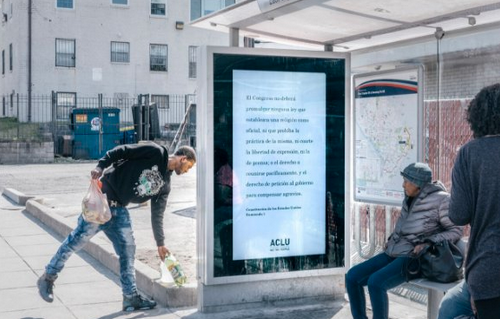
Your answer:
[163,253,187,287]
[159,260,173,285]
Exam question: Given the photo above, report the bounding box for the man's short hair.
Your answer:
[174,145,197,163]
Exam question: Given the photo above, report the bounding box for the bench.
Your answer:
[409,239,467,319]
[410,278,461,319]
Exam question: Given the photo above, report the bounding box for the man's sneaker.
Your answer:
[37,273,56,303]
[122,293,157,311]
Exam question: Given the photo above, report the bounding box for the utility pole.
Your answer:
[28,0,32,122]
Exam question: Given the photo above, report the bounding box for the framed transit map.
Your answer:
[353,67,423,206]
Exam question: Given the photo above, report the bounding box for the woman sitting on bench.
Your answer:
[345,162,463,319]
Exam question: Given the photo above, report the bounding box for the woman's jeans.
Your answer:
[345,252,412,319]
[45,207,137,296]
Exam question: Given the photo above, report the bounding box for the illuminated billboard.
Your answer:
[202,48,349,279]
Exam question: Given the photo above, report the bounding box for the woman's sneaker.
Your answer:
[122,293,157,311]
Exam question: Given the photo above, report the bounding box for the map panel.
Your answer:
[354,69,420,205]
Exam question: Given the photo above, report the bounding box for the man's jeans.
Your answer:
[345,252,412,319]
[438,280,475,319]
[45,207,137,296]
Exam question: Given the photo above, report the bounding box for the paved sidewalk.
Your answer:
[0,162,428,319]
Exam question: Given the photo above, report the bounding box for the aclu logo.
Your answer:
[269,238,290,252]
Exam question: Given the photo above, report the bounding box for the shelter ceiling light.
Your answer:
[434,27,445,40]
[468,16,476,26]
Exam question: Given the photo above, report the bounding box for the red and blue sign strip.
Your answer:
[355,79,418,98]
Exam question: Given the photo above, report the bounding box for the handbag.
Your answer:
[405,240,464,283]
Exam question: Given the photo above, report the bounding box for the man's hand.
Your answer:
[157,246,170,261]
[91,167,103,180]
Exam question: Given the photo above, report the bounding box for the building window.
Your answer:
[190,0,235,20]
[151,94,169,109]
[56,92,76,120]
[56,0,74,9]
[2,50,4,75]
[151,0,166,16]
[112,0,128,4]
[150,44,167,71]
[55,38,75,67]
[188,46,197,79]
[111,41,130,63]
[9,43,12,71]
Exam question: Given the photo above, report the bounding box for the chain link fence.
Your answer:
[354,98,473,253]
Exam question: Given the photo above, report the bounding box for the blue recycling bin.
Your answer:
[122,128,136,144]
[72,108,121,159]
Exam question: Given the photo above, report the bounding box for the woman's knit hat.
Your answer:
[400,162,432,188]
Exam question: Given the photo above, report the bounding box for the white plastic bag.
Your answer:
[81,179,112,224]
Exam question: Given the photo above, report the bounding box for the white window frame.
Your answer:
[56,0,74,9]
[9,43,12,72]
[151,0,167,16]
[111,41,130,63]
[56,92,76,120]
[151,94,169,109]
[150,44,168,72]
[188,46,197,79]
[55,38,76,68]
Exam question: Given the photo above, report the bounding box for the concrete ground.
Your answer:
[0,161,196,281]
[0,161,427,318]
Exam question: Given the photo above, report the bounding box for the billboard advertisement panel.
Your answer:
[202,48,348,280]
[232,70,326,260]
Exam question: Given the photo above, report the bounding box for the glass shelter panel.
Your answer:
[213,54,346,277]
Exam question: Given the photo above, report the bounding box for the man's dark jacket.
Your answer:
[97,143,171,246]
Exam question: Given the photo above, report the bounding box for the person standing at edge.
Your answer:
[37,143,196,312]
[449,83,500,319]
[345,162,462,319]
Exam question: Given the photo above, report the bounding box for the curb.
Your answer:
[3,187,35,205]
[2,188,197,308]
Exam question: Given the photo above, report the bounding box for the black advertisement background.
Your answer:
[213,53,346,277]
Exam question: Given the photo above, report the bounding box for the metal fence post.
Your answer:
[136,94,143,141]
[385,206,393,242]
[51,91,57,154]
[145,94,150,141]
[16,93,19,140]
[98,93,103,154]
